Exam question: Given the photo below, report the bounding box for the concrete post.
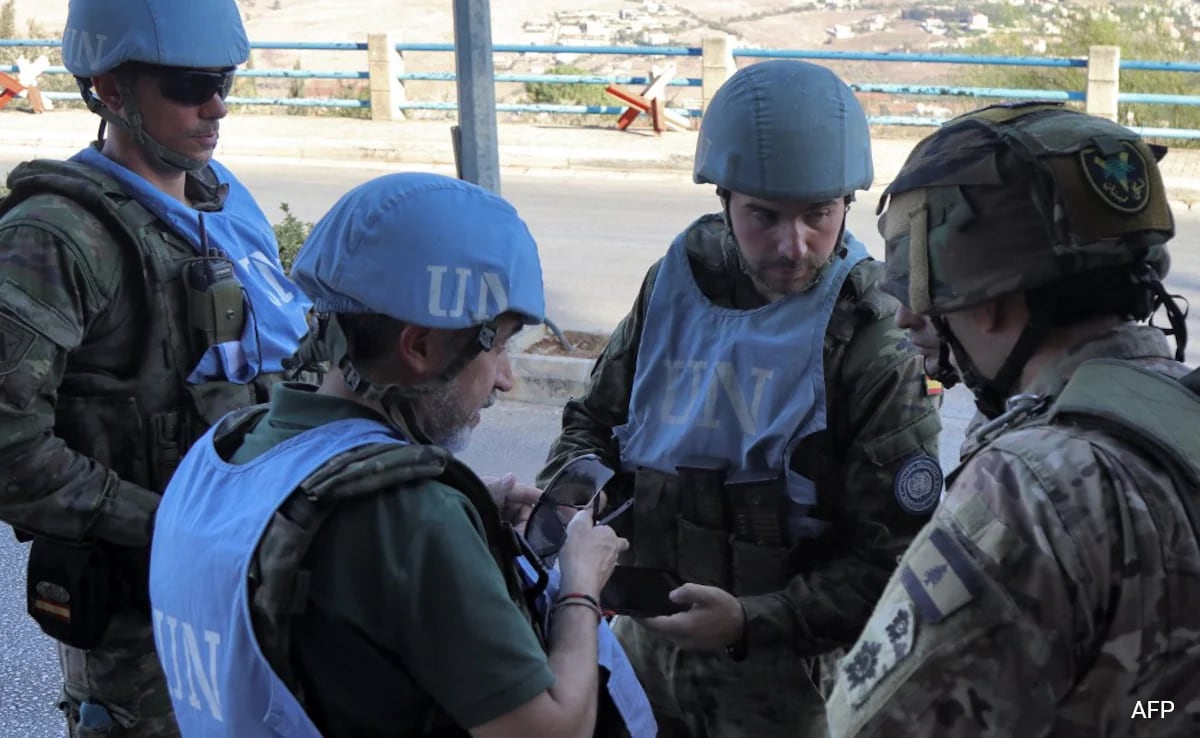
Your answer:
[1086,45,1120,122]
[367,32,406,121]
[701,35,737,115]
[453,0,502,194]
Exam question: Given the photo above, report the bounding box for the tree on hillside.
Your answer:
[1,0,17,63]
[965,7,1200,136]
[1,0,15,36]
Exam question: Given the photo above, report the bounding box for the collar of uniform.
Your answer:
[265,382,391,433]
[186,165,229,212]
[84,140,228,211]
[1024,323,1175,398]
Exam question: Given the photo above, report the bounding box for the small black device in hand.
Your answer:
[600,566,688,618]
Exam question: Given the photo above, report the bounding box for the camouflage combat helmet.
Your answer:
[878,102,1179,418]
[878,101,1174,317]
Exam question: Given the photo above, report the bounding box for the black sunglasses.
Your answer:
[524,454,632,566]
[135,64,236,106]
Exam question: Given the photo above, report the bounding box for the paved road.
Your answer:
[0,159,1196,736]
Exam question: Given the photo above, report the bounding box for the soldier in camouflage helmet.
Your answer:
[537,59,943,737]
[827,102,1200,736]
[0,0,315,735]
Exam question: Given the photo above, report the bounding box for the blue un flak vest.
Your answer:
[513,557,658,738]
[614,231,868,539]
[150,417,401,737]
[72,146,312,384]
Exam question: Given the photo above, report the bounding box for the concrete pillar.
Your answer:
[1086,45,1120,122]
[701,35,736,115]
[452,0,501,194]
[367,31,406,121]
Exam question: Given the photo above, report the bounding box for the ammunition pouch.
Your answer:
[632,461,796,596]
[26,537,115,650]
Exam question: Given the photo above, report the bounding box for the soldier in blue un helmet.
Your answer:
[148,172,659,738]
[537,60,944,737]
[0,0,316,735]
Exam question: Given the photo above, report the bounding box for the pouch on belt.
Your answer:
[726,470,791,596]
[674,456,731,588]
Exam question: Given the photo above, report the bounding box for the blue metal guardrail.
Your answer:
[3,39,1200,137]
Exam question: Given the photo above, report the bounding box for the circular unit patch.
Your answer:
[893,454,943,516]
[1079,141,1151,214]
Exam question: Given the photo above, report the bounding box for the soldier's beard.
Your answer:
[412,382,497,453]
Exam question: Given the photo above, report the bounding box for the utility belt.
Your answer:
[628,457,827,596]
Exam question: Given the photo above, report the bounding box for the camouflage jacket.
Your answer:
[827,324,1200,736]
[0,159,294,549]
[538,214,942,656]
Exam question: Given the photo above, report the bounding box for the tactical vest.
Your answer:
[211,408,542,737]
[1,160,287,493]
[1044,359,1200,543]
[621,255,907,597]
[1,161,291,648]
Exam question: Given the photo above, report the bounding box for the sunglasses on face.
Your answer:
[524,454,632,567]
[136,65,236,106]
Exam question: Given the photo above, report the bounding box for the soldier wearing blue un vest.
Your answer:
[0,0,317,735]
[149,172,657,738]
[538,60,944,737]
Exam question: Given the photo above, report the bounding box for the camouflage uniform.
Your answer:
[0,160,303,737]
[540,216,943,737]
[827,104,1200,736]
[827,326,1200,737]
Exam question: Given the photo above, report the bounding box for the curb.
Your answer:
[507,324,600,407]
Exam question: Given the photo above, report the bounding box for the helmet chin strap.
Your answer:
[320,313,497,440]
[933,311,1052,420]
[80,73,209,172]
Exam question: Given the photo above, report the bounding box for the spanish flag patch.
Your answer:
[924,377,944,396]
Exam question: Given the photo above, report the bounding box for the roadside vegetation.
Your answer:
[960,4,1200,140]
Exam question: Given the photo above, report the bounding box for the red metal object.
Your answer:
[0,72,27,111]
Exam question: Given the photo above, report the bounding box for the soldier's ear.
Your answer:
[393,324,443,381]
[90,72,124,111]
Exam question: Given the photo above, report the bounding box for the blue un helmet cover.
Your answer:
[292,173,546,331]
[694,59,874,202]
[62,0,250,76]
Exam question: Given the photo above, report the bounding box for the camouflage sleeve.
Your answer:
[825,443,1088,737]
[739,298,944,656]
[536,260,663,505]
[0,201,160,546]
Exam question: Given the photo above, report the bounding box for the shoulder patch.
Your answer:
[0,312,35,376]
[900,527,983,624]
[1080,141,1150,214]
[894,453,942,515]
[841,600,916,707]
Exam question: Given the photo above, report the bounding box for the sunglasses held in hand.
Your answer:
[524,454,632,566]
[133,63,237,106]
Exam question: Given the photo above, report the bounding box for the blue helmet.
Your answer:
[694,60,874,202]
[292,173,546,331]
[62,0,249,77]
